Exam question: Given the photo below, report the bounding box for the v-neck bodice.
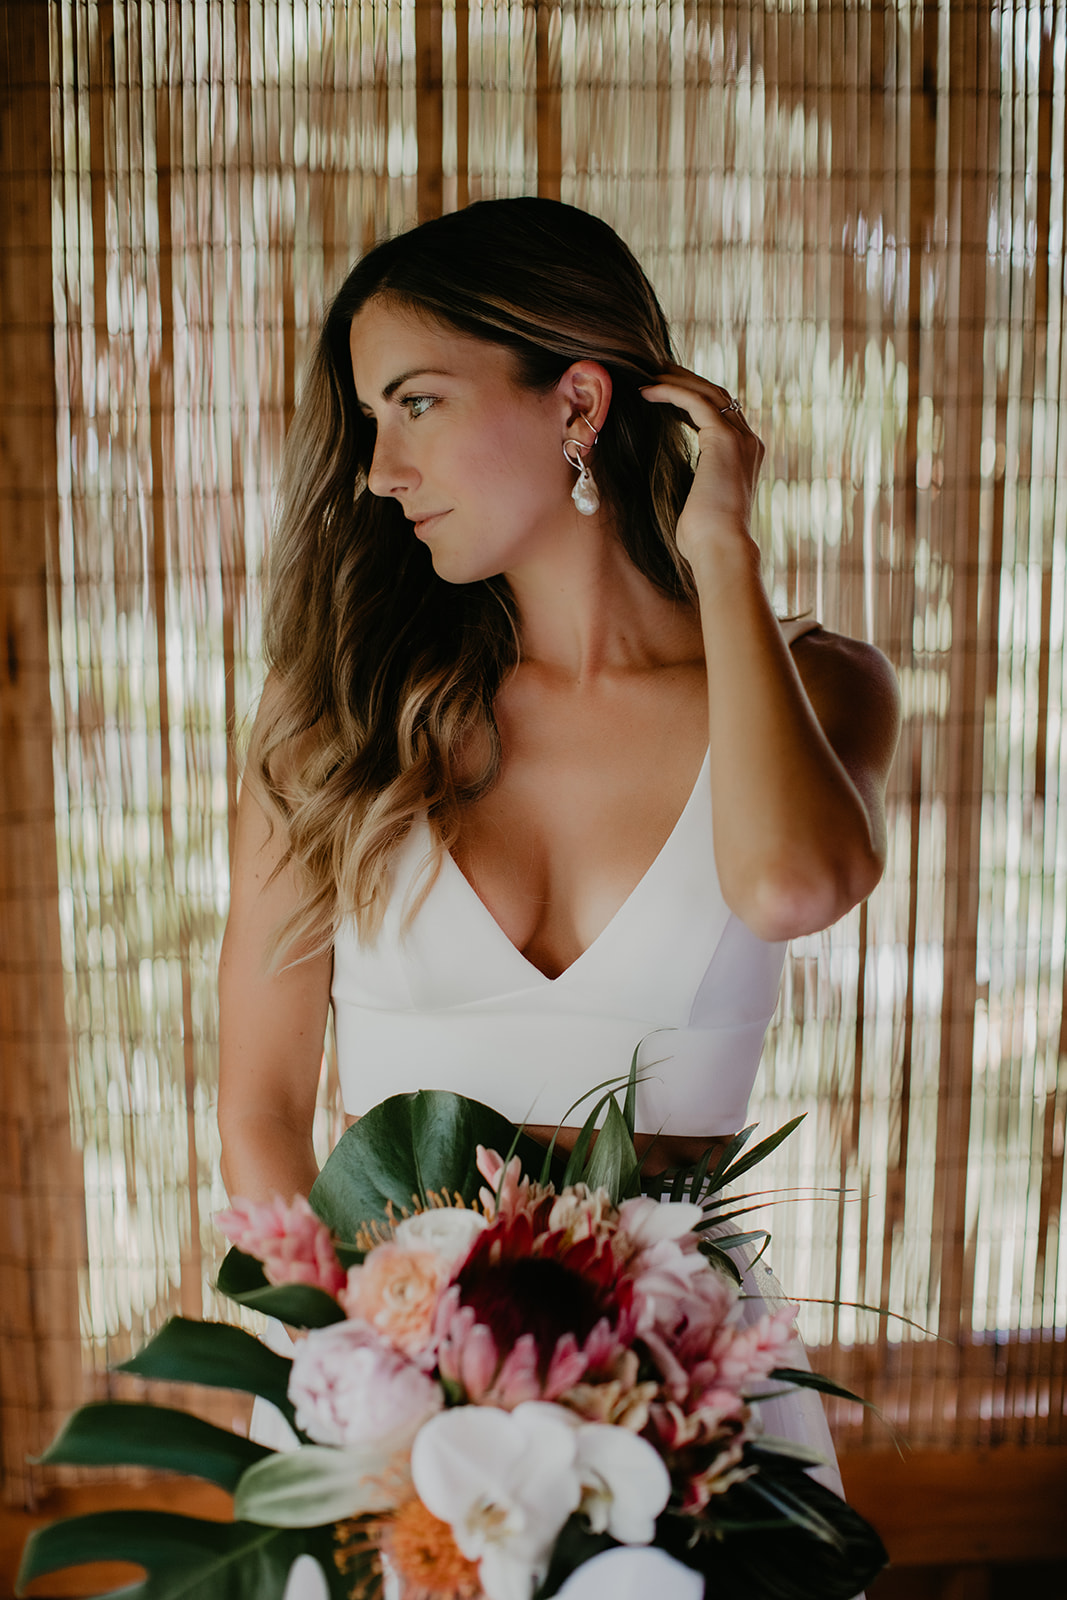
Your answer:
[331,748,789,1135]
[442,746,712,986]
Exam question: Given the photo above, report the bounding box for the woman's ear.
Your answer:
[558,361,613,436]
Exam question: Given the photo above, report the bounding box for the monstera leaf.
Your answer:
[309,1089,546,1239]
[17,1511,351,1600]
[117,1317,298,1429]
[36,1401,270,1489]
[215,1245,348,1326]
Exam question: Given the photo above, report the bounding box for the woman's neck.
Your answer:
[504,528,703,683]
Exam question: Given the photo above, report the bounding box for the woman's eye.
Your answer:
[404,395,436,419]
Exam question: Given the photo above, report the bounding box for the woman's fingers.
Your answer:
[640,375,763,478]
[639,371,765,550]
[639,374,755,439]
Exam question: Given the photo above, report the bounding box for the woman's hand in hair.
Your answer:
[641,366,900,943]
[638,365,765,569]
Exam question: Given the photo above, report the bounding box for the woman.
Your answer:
[217,198,899,1589]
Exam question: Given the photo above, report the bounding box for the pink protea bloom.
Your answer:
[632,1244,739,1402]
[435,1289,576,1408]
[432,1205,637,1408]
[215,1194,346,1298]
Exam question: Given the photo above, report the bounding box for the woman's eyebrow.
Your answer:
[355,368,457,414]
[381,367,455,398]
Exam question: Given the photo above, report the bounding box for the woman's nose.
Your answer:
[366,429,416,499]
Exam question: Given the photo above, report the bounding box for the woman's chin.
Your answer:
[426,547,506,587]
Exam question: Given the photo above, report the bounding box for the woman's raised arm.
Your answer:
[641,368,901,942]
[217,739,332,1204]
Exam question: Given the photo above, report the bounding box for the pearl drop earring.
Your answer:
[562,416,600,516]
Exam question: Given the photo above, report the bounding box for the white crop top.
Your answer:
[331,619,819,1136]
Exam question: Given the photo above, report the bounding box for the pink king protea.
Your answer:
[435,1203,637,1409]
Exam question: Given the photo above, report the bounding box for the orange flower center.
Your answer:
[384,1497,482,1600]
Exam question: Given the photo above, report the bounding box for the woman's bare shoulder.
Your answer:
[790,624,898,683]
[791,626,902,792]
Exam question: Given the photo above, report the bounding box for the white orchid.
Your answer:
[554,1546,704,1600]
[410,1402,672,1600]
[572,1422,671,1543]
[411,1403,582,1600]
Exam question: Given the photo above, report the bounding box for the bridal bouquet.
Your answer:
[19,1077,887,1600]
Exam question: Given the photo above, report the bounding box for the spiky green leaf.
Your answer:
[695,1239,744,1283]
[770,1367,870,1408]
[579,1094,642,1201]
[714,1116,806,1188]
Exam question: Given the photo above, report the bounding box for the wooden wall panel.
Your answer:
[0,1,85,1509]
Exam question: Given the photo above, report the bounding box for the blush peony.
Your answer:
[288,1320,442,1448]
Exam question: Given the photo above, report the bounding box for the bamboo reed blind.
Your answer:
[2,0,1065,1506]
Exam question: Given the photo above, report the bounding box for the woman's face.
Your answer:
[349,297,584,585]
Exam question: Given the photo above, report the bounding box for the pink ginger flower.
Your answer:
[631,1241,739,1401]
[476,1145,549,1220]
[215,1194,346,1298]
[645,1297,800,1517]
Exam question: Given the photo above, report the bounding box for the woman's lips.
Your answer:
[411,511,447,537]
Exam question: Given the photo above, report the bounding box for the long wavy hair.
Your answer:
[251,197,697,960]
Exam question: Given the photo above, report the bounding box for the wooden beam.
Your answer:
[416,0,444,222]
[454,0,469,210]
[535,0,561,200]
